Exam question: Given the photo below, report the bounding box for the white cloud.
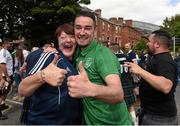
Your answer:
[83,0,180,25]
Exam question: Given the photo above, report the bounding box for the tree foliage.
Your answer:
[133,38,148,55]
[162,14,180,36]
[161,14,180,52]
[0,0,90,47]
[0,0,33,40]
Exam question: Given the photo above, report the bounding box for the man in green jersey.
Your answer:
[67,10,132,125]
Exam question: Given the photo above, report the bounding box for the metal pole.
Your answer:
[173,36,175,56]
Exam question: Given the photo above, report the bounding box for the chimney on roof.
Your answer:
[117,17,123,24]
[95,9,101,17]
[125,20,132,27]
[109,17,117,23]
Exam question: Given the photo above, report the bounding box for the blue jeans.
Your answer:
[13,73,21,88]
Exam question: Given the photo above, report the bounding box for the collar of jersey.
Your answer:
[127,49,132,54]
[79,39,97,57]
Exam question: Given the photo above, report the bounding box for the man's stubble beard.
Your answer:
[147,48,153,56]
[77,40,91,49]
[78,43,89,48]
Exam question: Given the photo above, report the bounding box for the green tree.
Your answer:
[0,0,90,47]
[161,14,180,52]
[162,14,180,36]
[133,38,148,55]
[0,0,33,40]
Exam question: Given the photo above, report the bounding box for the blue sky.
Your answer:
[84,0,180,25]
[170,0,180,5]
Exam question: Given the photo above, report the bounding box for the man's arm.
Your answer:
[138,68,172,94]
[125,62,173,94]
[67,61,124,104]
[0,63,11,82]
[90,74,124,104]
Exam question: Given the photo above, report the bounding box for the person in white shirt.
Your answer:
[0,39,13,120]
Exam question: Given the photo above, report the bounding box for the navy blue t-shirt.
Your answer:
[127,50,137,62]
[115,53,132,78]
[26,48,82,125]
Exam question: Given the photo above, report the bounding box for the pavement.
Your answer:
[176,84,180,124]
[0,85,22,125]
[0,84,180,125]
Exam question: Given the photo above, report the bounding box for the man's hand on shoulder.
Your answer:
[43,46,58,53]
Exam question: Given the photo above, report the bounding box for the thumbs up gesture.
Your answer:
[42,53,67,87]
[67,61,93,98]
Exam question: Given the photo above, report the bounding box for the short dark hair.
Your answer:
[0,42,3,46]
[55,23,74,39]
[3,38,12,44]
[152,30,172,48]
[75,10,96,26]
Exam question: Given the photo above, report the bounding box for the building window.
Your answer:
[115,37,118,43]
[95,16,98,26]
[102,21,105,30]
[119,26,121,32]
[115,26,118,33]
[108,24,110,31]
[94,31,97,39]
[102,35,105,41]
[119,41,121,47]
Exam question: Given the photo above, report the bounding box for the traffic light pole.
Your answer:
[173,36,175,56]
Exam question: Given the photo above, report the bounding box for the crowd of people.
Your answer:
[0,10,179,125]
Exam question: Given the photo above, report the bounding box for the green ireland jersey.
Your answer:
[75,40,132,125]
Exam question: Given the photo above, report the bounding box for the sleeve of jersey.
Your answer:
[95,48,121,80]
[26,49,54,75]
[0,50,7,64]
[155,60,176,82]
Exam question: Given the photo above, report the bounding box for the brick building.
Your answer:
[94,9,144,48]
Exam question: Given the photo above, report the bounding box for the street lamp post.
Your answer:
[173,36,176,56]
